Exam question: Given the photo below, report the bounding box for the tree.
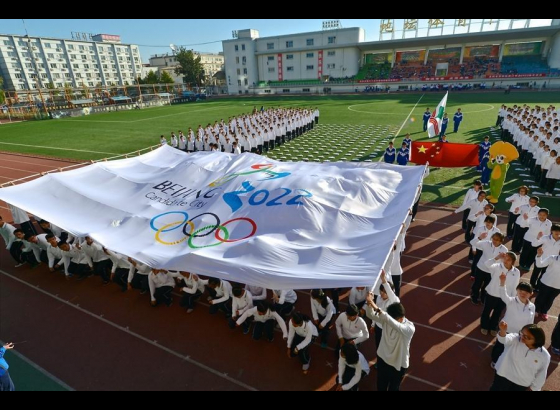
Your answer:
[174,47,205,87]
[160,71,175,84]
[143,70,159,84]
[0,76,5,105]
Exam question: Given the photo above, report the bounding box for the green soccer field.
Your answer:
[0,91,558,210]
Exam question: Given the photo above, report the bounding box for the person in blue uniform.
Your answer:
[0,342,15,392]
[423,109,431,132]
[439,113,449,138]
[478,136,492,172]
[403,133,412,149]
[397,143,410,166]
[453,109,464,133]
[481,151,492,187]
[384,142,396,164]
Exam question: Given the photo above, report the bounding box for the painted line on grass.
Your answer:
[0,339,75,391]
[0,142,118,156]
[0,269,258,392]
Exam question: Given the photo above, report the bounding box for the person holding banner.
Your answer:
[237,301,288,343]
[439,114,449,138]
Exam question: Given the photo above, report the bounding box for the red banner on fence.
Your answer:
[358,79,401,83]
[486,74,546,79]
[422,76,473,81]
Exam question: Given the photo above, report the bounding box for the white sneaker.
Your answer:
[187,309,194,314]
[303,362,311,372]
[15,263,25,268]
[481,329,489,336]
[490,362,496,370]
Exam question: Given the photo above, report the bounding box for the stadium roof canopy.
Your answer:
[357,26,560,52]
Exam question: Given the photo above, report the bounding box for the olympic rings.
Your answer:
[151,211,257,247]
[215,218,257,243]
[150,211,189,232]
[183,213,221,238]
[188,225,230,249]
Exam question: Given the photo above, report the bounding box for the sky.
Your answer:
[0,19,553,64]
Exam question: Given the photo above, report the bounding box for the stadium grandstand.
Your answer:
[223,19,560,95]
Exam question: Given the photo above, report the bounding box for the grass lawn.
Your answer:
[0,91,558,210]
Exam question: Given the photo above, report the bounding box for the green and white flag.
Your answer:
[427,92,448,138]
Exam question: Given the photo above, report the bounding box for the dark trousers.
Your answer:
[519,241,539,269]
[275,302,294,321]
[317,315,333,345]
[315,117,319,125]
[465,220,476,244]
[512,226,528,253]
[112,268,129,291]
[423,121,429,132]
[19,221,37,236]
[481,295,506,331]
[229,316,252,333]
[207,287,232,316]
[290,334,314,365]
[130,273,149,293]
[377,357,407,392]
[21,251,39,267]
[530,267,547,290]
[552,320,560,349]
[540,173,548,189]
[491,340,505,364]
[507,213,519,238]
[253,319,275,342]
[338,366,367,391]
[9,241,24,264]
[0,371,15,392]
[462,210,470,230]
[470,251,483,276]
[490,374,528,392]
[534,283,560,315]
[392,275,402,298]
[330,289,340,313]
[154,286,174,307]
[374,325,383,349]
[471,268,491,303]
[94,259,112,283]
[547,178,558,194]
[68,262,90,278]
[180,290,202,310]
[535,166,542,183]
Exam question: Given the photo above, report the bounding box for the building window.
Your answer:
[307,39,314,46]
[3,40,10,45]
[286,55,294,60]
[47,53,54,59]
[286,41,293,48]
[244,79,248,85]
[328,36,336,44]
[79,45,85,51]
[242,44,246,51]
[235,45,239,51]
[15,73,22,79]
[243,68,248,75]
[73,64,79,69]
[267,43,274,50]
[268,56,275,61]
[237,68,241,75]
[41,73,48,79]
[283,89,290,93]
[236,57,240,64]
[287,66,295,72]
[268,67,275,73]
[50,63,57,69]
[242,56,247,65]
[306,65,314,70]
[327,64,335,69]
[328,51,336,56]
[264,89,271,94]
[238,80,242,86]
[306,53,314,58]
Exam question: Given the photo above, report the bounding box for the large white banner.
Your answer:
[0,146,426,290]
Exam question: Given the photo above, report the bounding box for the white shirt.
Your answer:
[470,227,501,252]
[245,285,267,301]
[506,194,530,214]
[310,297,336,328]
[81,241,109,265]
[335,313,369,344]
[127,261,153,283]
[232,290,254,318]
[273,289,297,305]
[474,241,509,273]
[536,256,560,289]
[374,283,401,330]
[484,259,521,298]
[500,286,535,334]
[212,280,233,305]
[180,274,207,294]
[547,161,560,179]
[524,218,552,247]
[287,321,318,351]
[534,235,560,258]
[237,307,288,339]
[349,287,373,306]
[496,333,551,391]
[456,199,488,222]
[148,271,177,302]
[338,351,370,391]
[0,222,16,250]
[516,205,540,228]
[460,188,481,210]
[366,308,415,371]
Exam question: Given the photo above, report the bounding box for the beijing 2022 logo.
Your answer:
[150,164,313,247]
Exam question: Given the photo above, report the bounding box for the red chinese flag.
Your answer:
[410,142,480,168]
